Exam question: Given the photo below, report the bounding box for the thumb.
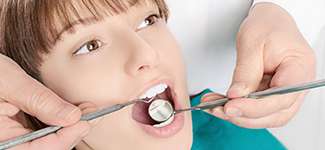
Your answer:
[0,55,80,127]
[2,73,81,127]
[228,36,264,98]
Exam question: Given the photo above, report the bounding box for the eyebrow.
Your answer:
[54,4,159,43]
[55,17,99,42]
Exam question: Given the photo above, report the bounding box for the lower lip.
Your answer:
[134,89,185,138]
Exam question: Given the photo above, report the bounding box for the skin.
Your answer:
[0,1,193,150]
[0,2,316,150]
[202,3,316,129]
[40,2,192,150]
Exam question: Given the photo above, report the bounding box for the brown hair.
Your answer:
[0,0,168,80]
[0,0,169,130]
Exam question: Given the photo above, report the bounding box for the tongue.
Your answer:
[158,90,169,100]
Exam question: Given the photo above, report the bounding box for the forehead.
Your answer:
[45,0,162,43]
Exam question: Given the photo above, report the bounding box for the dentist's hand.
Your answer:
[203,3,316,128]
[0,54,90,149]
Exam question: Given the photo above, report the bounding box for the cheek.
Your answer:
[157,29,187,84]
[40,56,129,106]
[146,27,190,104]
[143,25,186,73]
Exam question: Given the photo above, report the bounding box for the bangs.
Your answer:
[1,0,168,80]
[1,0,169,131]
[42,0,169,50]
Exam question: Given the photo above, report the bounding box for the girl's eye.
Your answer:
[137,14,160,30]
[74,40,103,55]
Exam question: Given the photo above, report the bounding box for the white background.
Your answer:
[166,0,325,149]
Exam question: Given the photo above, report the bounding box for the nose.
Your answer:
[124,33,160,76]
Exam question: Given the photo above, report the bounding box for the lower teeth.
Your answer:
[153,114,175,128]
[148,99,175,127]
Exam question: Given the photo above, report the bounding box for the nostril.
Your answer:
[138,66,145,70]
[125,53,159,76]
[138,65,150,71]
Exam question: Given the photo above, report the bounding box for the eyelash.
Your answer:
[73,39,103,55]
[137,14,160,30]
[73,14,161,56]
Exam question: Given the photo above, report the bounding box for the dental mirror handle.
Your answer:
[175,79,325,113]
[0,103,130,150]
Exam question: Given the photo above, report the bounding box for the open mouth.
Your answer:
[132,83,176,128]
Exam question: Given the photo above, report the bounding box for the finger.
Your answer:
[228,32,264,98]
[225,55,313,118]
[10,121,90,150]
[224,93,300,118]
[256,74,272,91]
[78,102,102,127]
[0,116,30,141]
[79,102,98,114]
[270,56,315,89]
[201,92,226,102]
[201,93,229,120]
[228,94,304,129]
[0,102,19,116]
[0,67,81,126]
[205,106,229,120]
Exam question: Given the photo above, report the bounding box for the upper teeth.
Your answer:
[139,83,168,99]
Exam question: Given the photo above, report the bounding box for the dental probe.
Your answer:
[146,79,325,124]
[174,79,325,114]
[0,100,141,150]
[2,79,325,149]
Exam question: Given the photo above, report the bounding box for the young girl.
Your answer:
[0,0,285,149]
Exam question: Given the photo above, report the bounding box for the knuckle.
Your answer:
[237,28,265,51]
[26,88,53,115]
[0,102,19,116]
[266,97,293,113]
[282,98,294,109]
[0,97,5,102]
[0,54,22,70]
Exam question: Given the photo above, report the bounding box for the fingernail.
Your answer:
[201,93,215,101]
[226,107,242,117]
[57,104,80,122]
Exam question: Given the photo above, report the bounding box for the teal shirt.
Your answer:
[191,89,286,150]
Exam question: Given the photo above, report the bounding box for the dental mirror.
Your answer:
[148,99,174,122]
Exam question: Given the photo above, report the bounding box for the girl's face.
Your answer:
[39,1,192,150]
